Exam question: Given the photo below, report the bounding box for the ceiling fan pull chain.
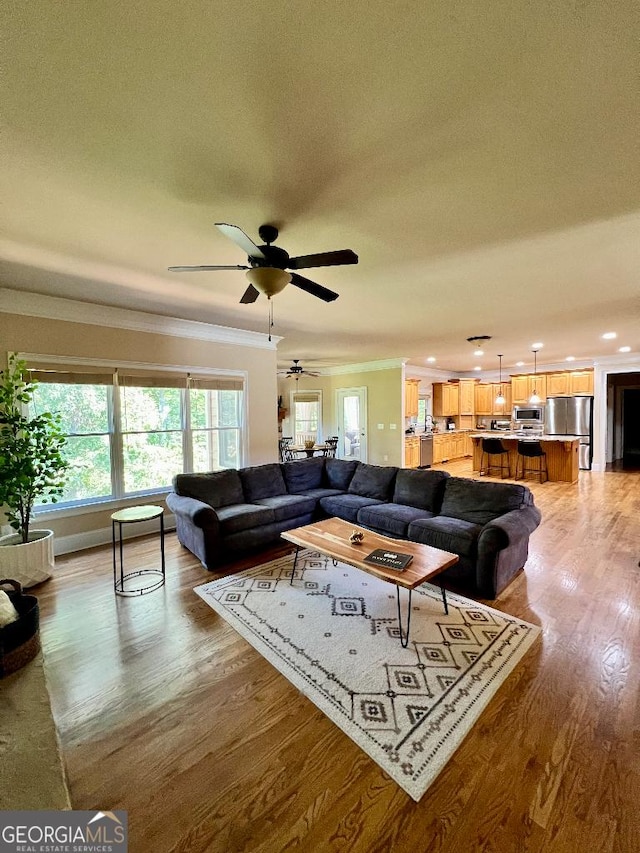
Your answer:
[268,298,274,342]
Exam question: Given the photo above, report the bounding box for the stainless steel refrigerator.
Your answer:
[546,396,593,470]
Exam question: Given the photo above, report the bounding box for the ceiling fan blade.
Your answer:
[239,283,260,304]
[290,273,339,302]
[168,265,249,272]
[215,223,266,259]
[288,249,358,270]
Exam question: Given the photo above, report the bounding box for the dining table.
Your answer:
[290,444,328,458]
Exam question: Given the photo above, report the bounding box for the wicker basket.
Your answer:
[0,578,40,678]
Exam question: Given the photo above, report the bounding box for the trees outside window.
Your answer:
[293,393,320,445]
[29,369,244,509]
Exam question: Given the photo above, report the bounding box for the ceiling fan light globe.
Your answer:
[245,267,291,298]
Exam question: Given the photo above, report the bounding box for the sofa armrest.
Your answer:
[476,505,541,597]
[481,505,542,545]
[166,492,220,532]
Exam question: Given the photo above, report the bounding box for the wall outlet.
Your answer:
[383,454,388,461]
[377,423,384,430]
[390,423,397,430]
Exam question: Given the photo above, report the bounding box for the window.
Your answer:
[292,391,321,445]
[28,363,245,510]
[120,380,184,493]
[189,379,243,471]
[30,380,113,503]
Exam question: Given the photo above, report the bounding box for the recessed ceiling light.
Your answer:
[619,346,631,353]
[516,361,525,367]
[566,356,576,362]
[473,365,482,371]
[531,342,543,349]
[473,349,484,356]
[602,332,617,340]
[426,356,436,363]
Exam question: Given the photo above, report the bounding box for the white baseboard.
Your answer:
[54,514,176,556]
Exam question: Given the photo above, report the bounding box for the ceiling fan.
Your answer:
[168,222,358,304]
[278,360,320,382]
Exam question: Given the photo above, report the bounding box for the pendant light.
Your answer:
[495,354,505,405]
[529,349,540,403]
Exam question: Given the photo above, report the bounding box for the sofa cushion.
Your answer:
[239,463,287,501]
[172,470,244,509]
[348,463,397,500]
[282,457,325,493]
[407,516,482,558]
[318,493,384,523]
[216,503,276,535]
[392,468,450,512]
[357,503,434,539]
[440,478,529,526]
[324,458,359,490]
[255,494,317,523]
[296,487,344,501]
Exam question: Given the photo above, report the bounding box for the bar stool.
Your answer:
[516,441,548,483]
[480,438,511,478]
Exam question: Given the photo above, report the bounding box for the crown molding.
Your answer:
[593,352,640,369]
[0,288,280,350]
[404,365,459,382]
[322,358,406,376]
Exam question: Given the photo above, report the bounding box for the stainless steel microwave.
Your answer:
[512,405,545,424]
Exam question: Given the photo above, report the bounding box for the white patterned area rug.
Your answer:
[195,550,540,801]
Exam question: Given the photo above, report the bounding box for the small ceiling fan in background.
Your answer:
[169,222,358,304]
[278,360,320,382]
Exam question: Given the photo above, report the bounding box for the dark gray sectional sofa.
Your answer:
[167,457,541,598]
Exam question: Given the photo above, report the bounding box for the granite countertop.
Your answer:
[431,429,473,435]
[471,432,582,442]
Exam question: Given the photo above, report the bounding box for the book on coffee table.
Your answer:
[363,549,414,571]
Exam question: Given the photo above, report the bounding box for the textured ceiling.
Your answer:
[2,0,639,372]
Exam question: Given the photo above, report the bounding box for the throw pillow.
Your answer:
[0,591,19,627]
[348,463,397,500]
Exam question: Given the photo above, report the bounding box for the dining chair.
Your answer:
[279,436,296,463]
[323,436,339,458]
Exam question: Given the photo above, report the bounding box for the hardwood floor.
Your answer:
[35,461,640,852]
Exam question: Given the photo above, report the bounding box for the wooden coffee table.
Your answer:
[281,517,459,647]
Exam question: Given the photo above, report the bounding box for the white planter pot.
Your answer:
[0,530,55,589]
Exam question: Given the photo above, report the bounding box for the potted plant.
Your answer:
[0,354,69,587]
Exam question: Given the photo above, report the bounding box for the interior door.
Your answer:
[336,387,367,462]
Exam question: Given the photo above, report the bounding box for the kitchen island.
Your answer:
[471,433,580,483]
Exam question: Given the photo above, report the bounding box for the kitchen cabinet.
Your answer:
[433,432,471,463]
[477,382,511,416]
[433,383,459,417]
[511,374,547,403]
[546,372,570,397]
[433,434,451,464]
[546,370,593,397]
[492,382,511,416]
[459,379,476,416]
[474,383,493,416]
[569,370,593,395]
[510,375,529,404]
[404,436,420,468]
[452,433,465,459]
[404,379,420,418]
